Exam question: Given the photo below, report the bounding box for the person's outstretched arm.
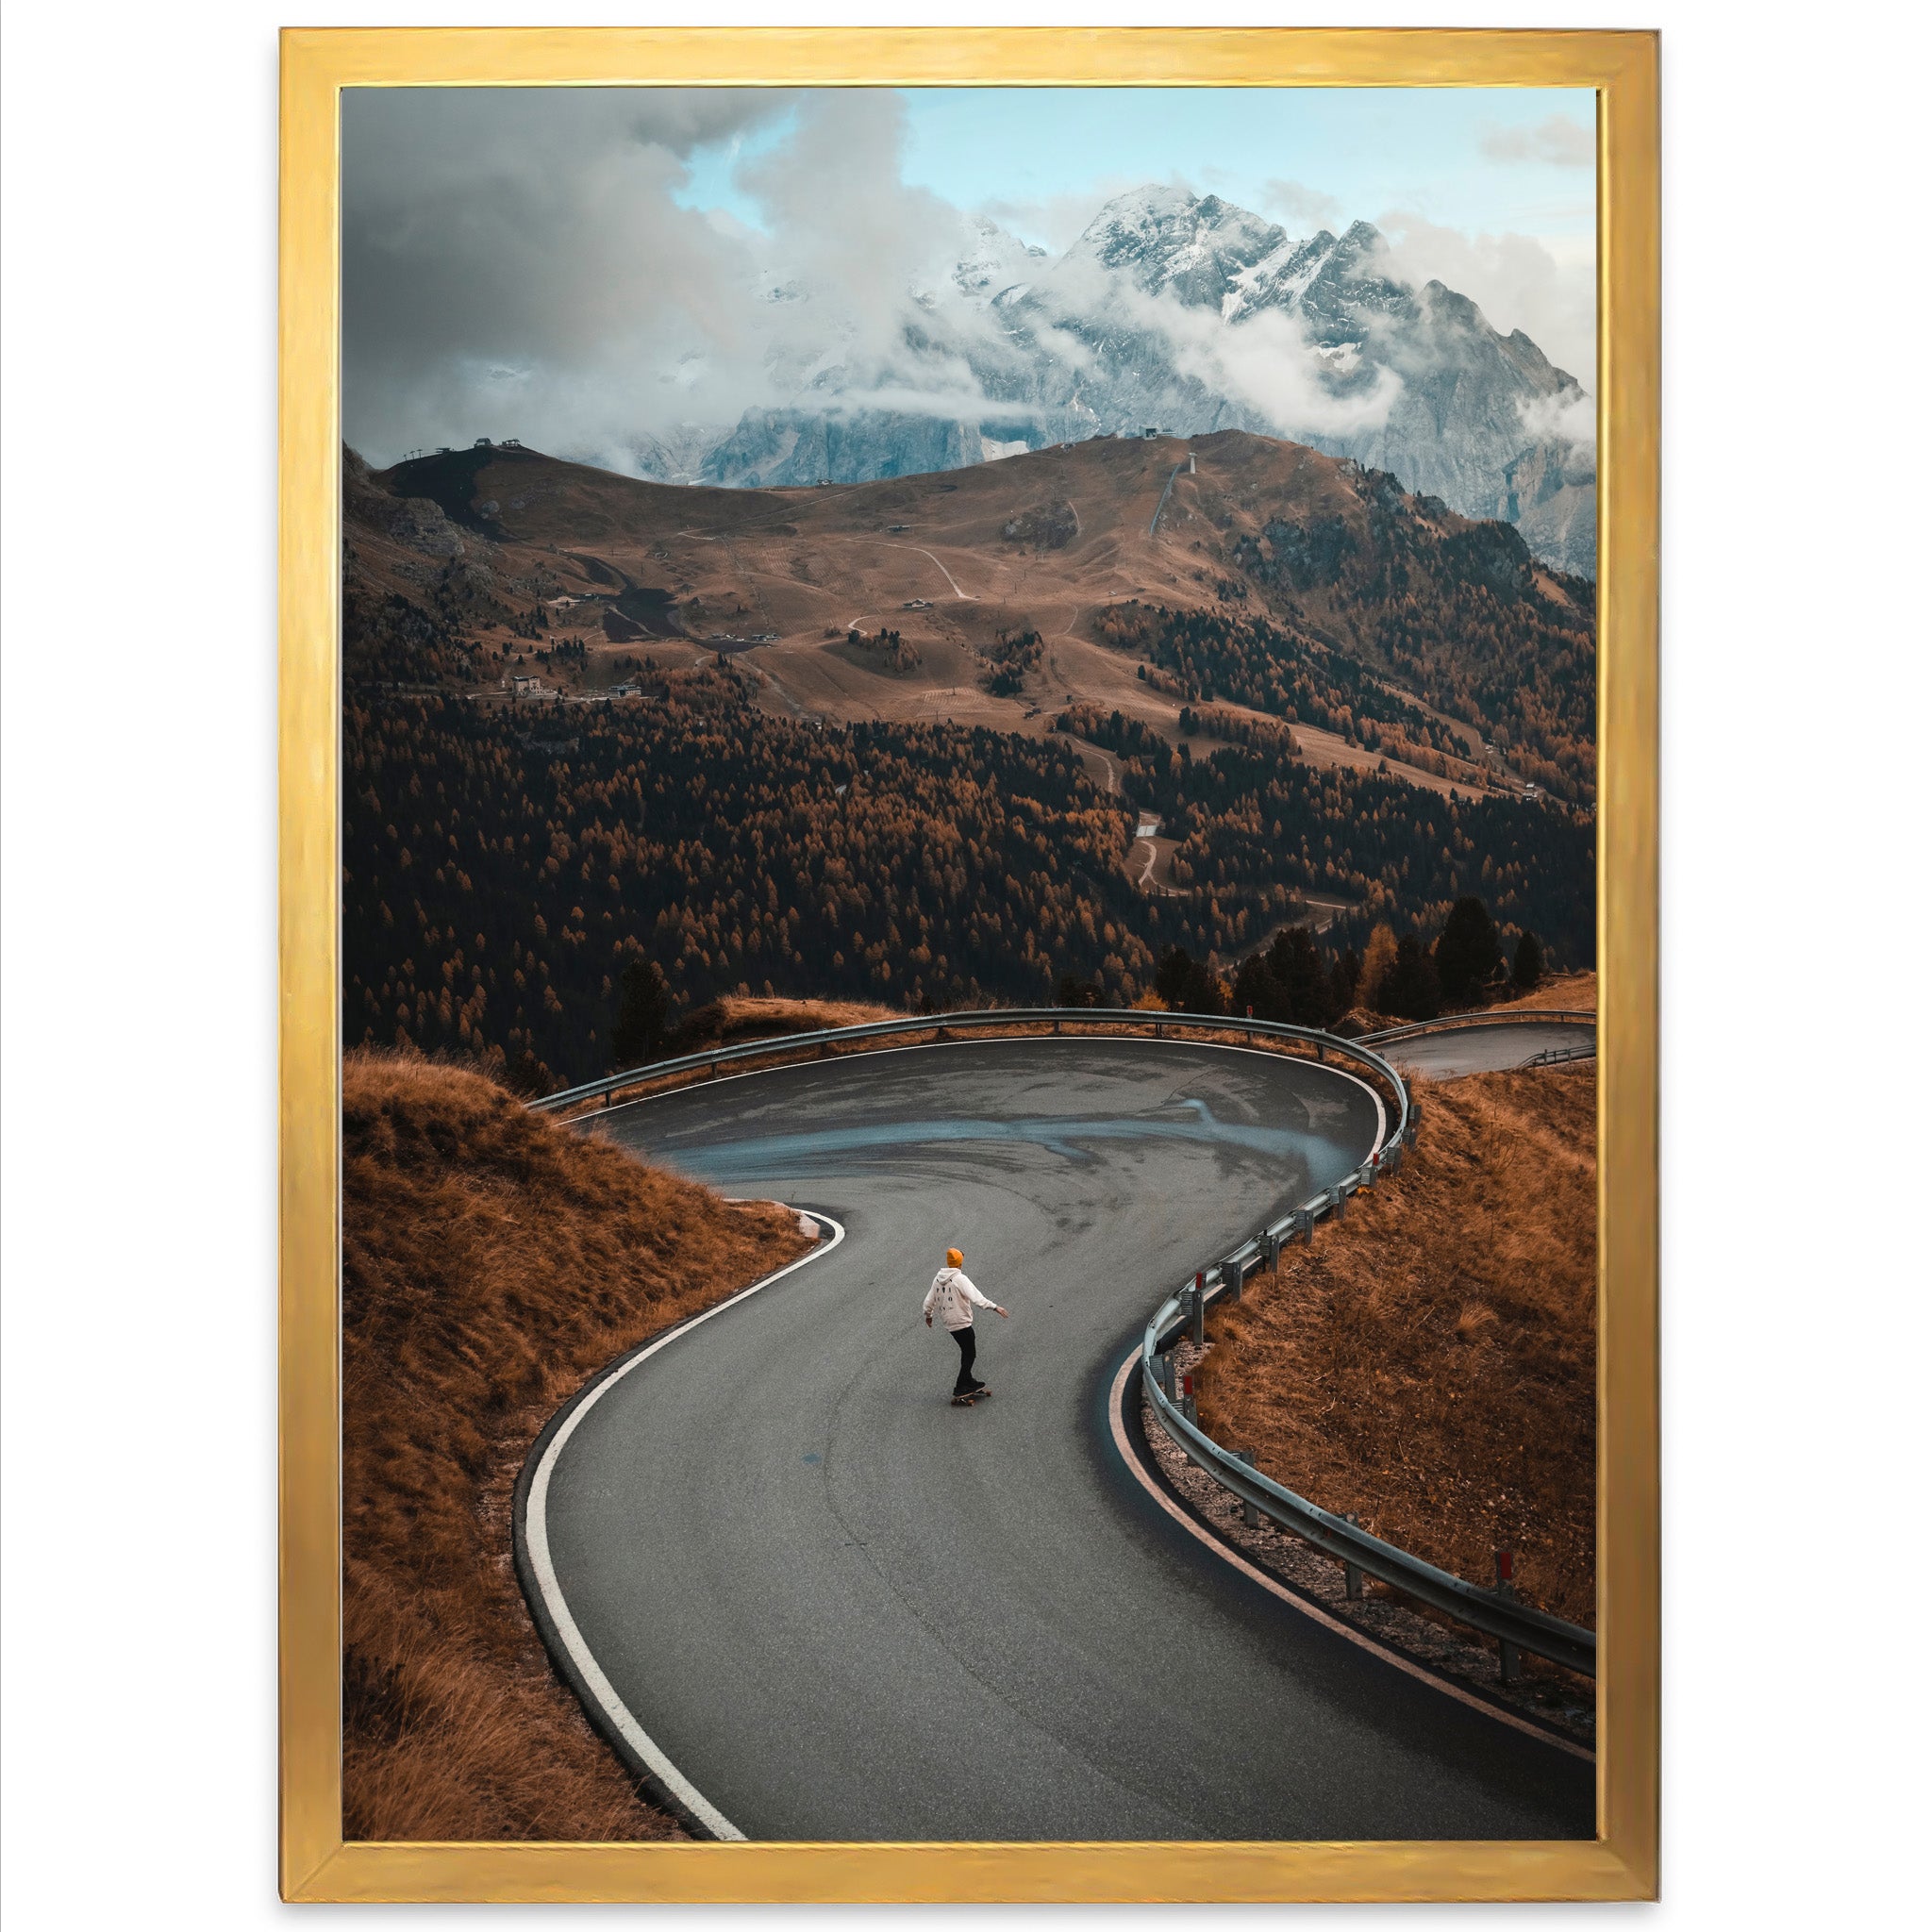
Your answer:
[958,1273,1009,1318]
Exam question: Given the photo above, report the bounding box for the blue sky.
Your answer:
[676,87,1595,251]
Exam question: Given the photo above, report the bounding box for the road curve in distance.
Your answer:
[1379,1020,1595,1081]
[535,1036,1592,1841]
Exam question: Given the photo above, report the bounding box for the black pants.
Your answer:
[949,1324,984,1395]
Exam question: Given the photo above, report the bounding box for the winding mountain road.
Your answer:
[525,1034,1594,1843]
[1372,1019,1597,1081]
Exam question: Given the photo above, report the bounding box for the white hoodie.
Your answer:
[923,1266,996,1332]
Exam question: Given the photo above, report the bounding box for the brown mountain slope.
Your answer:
[347,431,1591,802]
[1195,1061,1597,1629]
[341,1049,812,1840]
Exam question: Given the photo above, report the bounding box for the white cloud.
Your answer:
[1480,114,1594,169]
[1260,178,1343,231]
[1517,388,1597,454]
[341,88,805,461]
[976,181,1138,253]
[1374,209,1595,385]
[1118,285,1406,441]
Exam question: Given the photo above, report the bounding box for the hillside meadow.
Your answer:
[1196,1060,1598,1629]
[340,1048,812,1841]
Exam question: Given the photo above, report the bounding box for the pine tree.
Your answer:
[1155,944,1196,1012]
[611,958,671,1067]
[1382,935,1441,1021]
[1435,895,1501,1008]
[1155,943,1225,1015]
[1264,924,1332,1025]
[1231,953,1283,1023]
[1513,929,1545,991]
[1330,945,1363,1016]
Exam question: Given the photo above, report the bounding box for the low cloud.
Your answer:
[976,181,1141,253]
[1261,178,1343,231]
[1517,388,1596,453]
[1480,113,1594,169]
[1374,209,1595,385]
[1118,284,1406,441]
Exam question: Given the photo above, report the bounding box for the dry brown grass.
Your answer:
[1196,1062,1597,1626]
[1500,969,1597,1014]
[341,1049,812,1841]
[669,993,899,1052]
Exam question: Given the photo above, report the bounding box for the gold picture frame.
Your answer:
[281,25,1657,1902]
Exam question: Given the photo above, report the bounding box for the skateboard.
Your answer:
[950,1386,992,1407]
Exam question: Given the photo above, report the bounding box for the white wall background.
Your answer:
[3,1,1924,1923]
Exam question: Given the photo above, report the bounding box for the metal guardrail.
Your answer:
[538,1004,1591,1678]
[1141,1300,1596,1675]
[531,1008,1412,1150]
[1524,1041,1598,1068]
[1137,1108,1599,1675]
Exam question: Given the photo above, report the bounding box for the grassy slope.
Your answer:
[668,993,900,1054]
[1196,1062,1597,1626]
[341,1050,811,1840]
[1505,967,1597,1012]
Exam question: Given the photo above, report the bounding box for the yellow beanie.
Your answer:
[945,1247,963,1267]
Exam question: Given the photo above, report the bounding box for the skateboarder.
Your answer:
[923,1246,1008,1405]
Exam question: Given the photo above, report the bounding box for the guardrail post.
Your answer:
[1225,1257,1244,1303]
[1180,1372,1197,1425]
[1495,1552,1523,1682]
[1190,1274,1206,1344]
[1343,1514,1364,1601]
[1266,1232,1282,1273]
[1235,1450,1260,1527]
[1156,1351,1175,1405]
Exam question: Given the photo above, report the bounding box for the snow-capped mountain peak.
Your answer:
[647,183,1595,575]
[951,214,1047,302]
[1063,186,1287,308]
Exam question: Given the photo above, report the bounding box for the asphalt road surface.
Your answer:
[535,1037,1593,1842]
[1377,1020,1595,1081]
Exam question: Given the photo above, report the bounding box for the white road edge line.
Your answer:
[524,1211,850,1841]
[1106,1348,1594,1764]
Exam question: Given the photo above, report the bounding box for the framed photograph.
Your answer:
[280,25,1657,1903]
